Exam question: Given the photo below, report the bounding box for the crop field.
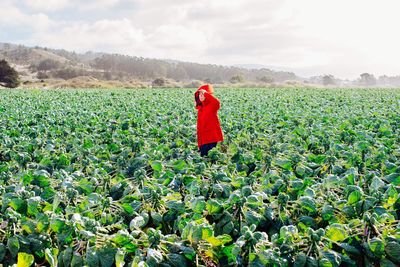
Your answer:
[0,88,399,267]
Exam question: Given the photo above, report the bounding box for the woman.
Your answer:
[194,84,224,156]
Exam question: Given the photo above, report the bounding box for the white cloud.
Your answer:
[77,0,121,11]
[0,1,53,31]
[3,0,400,78]
[31,19,144,52]
[25,0,70,12]
[145,25,208,60]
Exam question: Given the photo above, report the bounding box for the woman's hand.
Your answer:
[199,89,206,102]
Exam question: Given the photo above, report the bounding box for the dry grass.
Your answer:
[18,76,317,89]
[21,76,150,89]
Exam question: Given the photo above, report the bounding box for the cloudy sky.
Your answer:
[1,0,400,79]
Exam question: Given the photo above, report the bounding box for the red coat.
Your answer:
[195,85,224,148]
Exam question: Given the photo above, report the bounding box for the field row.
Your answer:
[0,88,399,266]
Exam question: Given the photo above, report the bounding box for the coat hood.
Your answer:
[195,84,214,109]
[196,84,214,94]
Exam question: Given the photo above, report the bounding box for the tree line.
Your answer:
[1,43,296,84]
[2,43,400,87]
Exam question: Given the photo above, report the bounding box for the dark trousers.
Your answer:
[200,142,217,157]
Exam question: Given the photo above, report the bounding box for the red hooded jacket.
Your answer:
[195,84,224,148]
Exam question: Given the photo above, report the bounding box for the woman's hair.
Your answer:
[195,84,213,108]
[195,91,202,107]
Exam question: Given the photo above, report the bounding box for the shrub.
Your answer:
[0,59,20,88]
[37,71,49,80]
[152,77,166,87]
[185,80,203,88]
[230,75,244,83]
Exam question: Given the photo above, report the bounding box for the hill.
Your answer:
[0,43,300,88]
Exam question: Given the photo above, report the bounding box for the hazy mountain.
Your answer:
[3,42,398,87]
[0,42,299,83]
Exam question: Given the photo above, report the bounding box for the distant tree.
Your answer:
[53,68,79,80]
[258,76,274,83]
[85,52,299,83]
[92,55,115,71]
[378,75,400,87]
[37,59,60,72]
[152,77,165,87]
[0,59,20,88]
[322,74,336,86]
[230,74,244,83]
[186,80,203,88]
[117,71,125,80]
[103,71,112,80]
[168,66,187,80]
[37,71,49,80]
[359,73,377,86]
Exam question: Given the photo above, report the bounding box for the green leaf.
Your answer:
[113,230,132,246]
[45,248,59,267]
[380,258,397,267]
[299,196,317,213]
[325,224,347,242]
[115,249,125,267]
[83,139,94,149]
[319,258,333,267]
[166,200,185,214]
[9,198,25,212]
[384,186,399,208]
[307,256,319,267]
[33,171,51,187]
[22,221,35,234]
[322,205,334,221]
[27,197,41,216]
[167,253,188,267]
[280,225,298,238]
[222,244,236,263]
[146,249,163,267]
[0,244,6,262]
[52,194,61,213]
[205,236,222,246]
[129,216,146,230]
[206,199,223,214]
[339,243,361,255]
[190,197,206,214]
[321,251,341,267]
[206,234,233,247]
[216,234,233,245]
[86,249,99,267]
[173,160,187,172]
[21,173,34,186]
[61,247,73,267]
[385,241,400,264]
[202,227,213,240]
[7,236,20,258]
[274,158,292,170]
[57,154,71,167]
[347,190,362,205]
[50,218,65,233]
[71,253,83,267]
[150,161,163,172]
[370,177,385,191]
[17,252,34,267]
[294,252,307,267]
[98,247,117,267]
[369,238,385,258]
[245,210,264,226]
[385,173,400,186]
